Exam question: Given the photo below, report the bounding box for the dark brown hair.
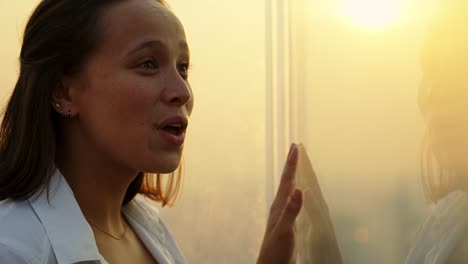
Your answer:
[0,0,182,206]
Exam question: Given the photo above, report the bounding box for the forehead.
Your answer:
[97,0,187,54]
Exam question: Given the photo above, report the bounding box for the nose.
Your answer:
[162,70,193,107]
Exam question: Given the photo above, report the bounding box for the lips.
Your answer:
[156,116,188,146]
[158,116,188,134]
[162,125,184,136]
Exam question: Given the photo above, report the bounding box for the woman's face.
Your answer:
[70,0,193,174]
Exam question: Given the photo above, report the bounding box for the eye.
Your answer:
[177,63,191,78]
[138,59,159,70]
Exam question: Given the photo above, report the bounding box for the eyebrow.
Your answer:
[126,40,190,56]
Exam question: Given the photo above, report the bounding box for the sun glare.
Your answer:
[341,0,402,28]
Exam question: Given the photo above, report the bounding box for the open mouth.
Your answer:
[157,116,188,146]
[161,124,185,136]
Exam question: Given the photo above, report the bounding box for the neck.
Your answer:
[55,124,139,236]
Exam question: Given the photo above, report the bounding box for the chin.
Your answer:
[157,165,180,174]
[146,156,182,174]
[139,146,183,173]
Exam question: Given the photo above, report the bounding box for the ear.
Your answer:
[51,76,79,118]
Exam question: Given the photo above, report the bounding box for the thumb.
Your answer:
[278,189,303,232]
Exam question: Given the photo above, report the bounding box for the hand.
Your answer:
[257,144,303,264]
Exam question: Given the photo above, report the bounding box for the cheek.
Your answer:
[113,81,155,124]
[94,75,155,129]
[79,74,162,164]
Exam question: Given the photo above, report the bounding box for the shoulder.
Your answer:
[125,194,163,223]
[132,194,162,216]
[0,243,35,264]
[124,195,187,263]
[446,195,468,264]
[447,229,468,263]
[407,191,468,263]
[0,199,54,264]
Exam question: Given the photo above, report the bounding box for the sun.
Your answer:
[341,0,402,28]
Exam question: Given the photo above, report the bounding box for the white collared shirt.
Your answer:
[0,169,186,264]
[406,191,468,264]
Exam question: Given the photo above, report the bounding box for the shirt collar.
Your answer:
[28,168,107,264]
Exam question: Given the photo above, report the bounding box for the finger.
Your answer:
[272,144,299,209]
[277,189,303,234]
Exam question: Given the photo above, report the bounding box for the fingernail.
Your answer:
[288,143,295,156]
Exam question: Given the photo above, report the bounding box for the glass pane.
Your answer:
[8,1,464,263]
[290,0,441,263]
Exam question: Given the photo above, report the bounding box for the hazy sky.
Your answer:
[0,1,39,103]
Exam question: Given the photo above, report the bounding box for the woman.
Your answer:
[405,1,468,263]
[0,1,303,263]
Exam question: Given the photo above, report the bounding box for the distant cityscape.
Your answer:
[158,175,430,263]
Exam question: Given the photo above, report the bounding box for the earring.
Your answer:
[68,110,72,119]
[55,103,64,113]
